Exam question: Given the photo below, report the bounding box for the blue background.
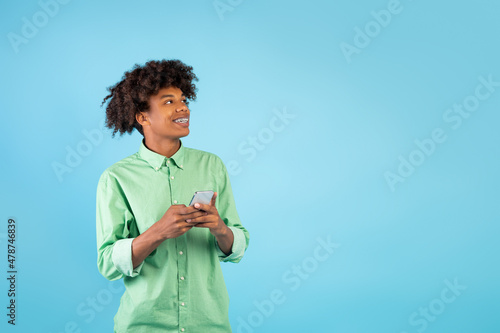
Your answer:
[1,0,499,332]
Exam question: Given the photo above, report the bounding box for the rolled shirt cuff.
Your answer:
[111,238,144,277]
[215,226,246,263]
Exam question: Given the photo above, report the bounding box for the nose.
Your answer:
[176,104,188,112]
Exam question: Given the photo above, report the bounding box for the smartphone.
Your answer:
[189,190,214,207]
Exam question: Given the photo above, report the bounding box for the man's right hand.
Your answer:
[154,204,208,240]
[131,204,208,269]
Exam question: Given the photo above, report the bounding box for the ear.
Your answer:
[135,112,150,127]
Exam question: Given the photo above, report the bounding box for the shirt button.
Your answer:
[179,251,183,255]
[167,160,170,164]
[181,302,185,306]
[180,276,185,280]
[180,165,183,168]
[171,176,174,180]
[155,167,159,171]
[181,329,185,332]
[173,200,178,204]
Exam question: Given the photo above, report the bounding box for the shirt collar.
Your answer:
[138,139,185,170]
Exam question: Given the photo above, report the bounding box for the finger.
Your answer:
[210,192,217,206]
[185,213,212,224]
[192,222,213,228]
[184,220,199,226]
[182,225,195,233]
[193,202,214,213]
[184,210,206,218]
[178,206,199,215]
[179,211,206,223]
[176,222,194,233]
[171,204,187,209]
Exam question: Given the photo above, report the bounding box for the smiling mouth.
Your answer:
[173,118,189,123]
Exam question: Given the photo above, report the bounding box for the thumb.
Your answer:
[210,192,217,206]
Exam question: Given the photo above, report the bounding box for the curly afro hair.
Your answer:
[101,59,198,137]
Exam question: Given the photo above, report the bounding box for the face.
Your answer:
[137,86,190,141]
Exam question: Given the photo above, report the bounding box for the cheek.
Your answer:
[151,114,171,127]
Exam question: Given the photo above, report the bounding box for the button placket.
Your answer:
[170,163,188,331]
[177,235,188,330]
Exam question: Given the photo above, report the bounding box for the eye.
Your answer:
[164,100,173,105]
[183,99,189,105]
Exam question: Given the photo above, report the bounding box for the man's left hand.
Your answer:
[186,192,228,237]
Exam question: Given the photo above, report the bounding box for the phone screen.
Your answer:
[189,190,214,206]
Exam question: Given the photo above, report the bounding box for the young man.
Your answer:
[96,59,249,332]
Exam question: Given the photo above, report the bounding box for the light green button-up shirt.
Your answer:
[96,139,249,333]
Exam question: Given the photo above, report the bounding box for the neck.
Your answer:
[143,137,181,158]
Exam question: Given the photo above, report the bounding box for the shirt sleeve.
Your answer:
[96,172,144,280]
[214,157,250,263]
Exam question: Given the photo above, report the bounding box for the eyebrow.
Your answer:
[160,94,185,99]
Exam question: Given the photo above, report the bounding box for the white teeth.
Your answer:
[174,118,188,123]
